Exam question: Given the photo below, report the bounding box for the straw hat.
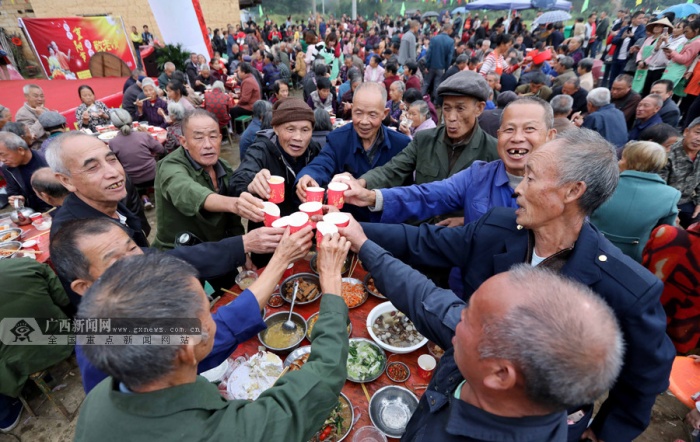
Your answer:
[647,17,674,31]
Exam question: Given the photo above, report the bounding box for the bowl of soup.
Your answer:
[258,311,307,353]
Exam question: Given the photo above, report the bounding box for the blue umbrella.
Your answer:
[660,3,700,19]
[452,7,468,14]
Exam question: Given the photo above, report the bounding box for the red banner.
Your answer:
[19,16,137,80]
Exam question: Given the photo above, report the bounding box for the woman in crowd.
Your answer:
[636,18,675,96]
[135,78,168,128]
[230,98,322,267]
[211,29,227,57]
[590,141,680,263]
[306,77,338,115]
[75,85,110,132]
[312,107,333,146]
[403,61,422,91]
[386,80,405,127]
[398,100,436,138]
[166,79,195,113]
[479,33,514,76]
[269,79,289,105]
[239,100,273,161]
[664,18,700,127]
[0,105,10,130]
[109,109,165,208]
[163,102,186,154]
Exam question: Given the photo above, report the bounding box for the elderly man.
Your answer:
[122,76,146,120]
[38,111,68,151]
[515,72,553,100]
[550,94,575,133]
[650,79,681,127]
[73,236,350,441]
[423,23,454,101]
[14,84,54,149]
[398,20,419,65]
[154,109,265,250]
[0,132,51,212]
[611,74,642,130]
[553,77,588,115]
[157,61,176,94]
[229,62,261,128]
[354,128,675,442]
[50,217,314,391]
[345,97,555,231]
[628,94,664,141]
[31,167,69,209]
[295,82,411,220]
[551,56,576,89]
[348,71,498,225]
[344,215,624,442]
[573,87,628,148]
[45,132,150,247]
[659,117,700,228]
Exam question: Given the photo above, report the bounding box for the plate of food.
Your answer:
[226,351,284,400]
[280,273,322,305]
[341,278,368,309]
[0,228,22,243]
[309,393,354,442]
[306,312,352,340]
[0,241,21,260]
[363,273,386,299]
[284,345,311,370]
[97,131,119,142]
[346,338,386,383]
[367,302,427,354]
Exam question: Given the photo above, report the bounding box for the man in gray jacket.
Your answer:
[398,20,419,65]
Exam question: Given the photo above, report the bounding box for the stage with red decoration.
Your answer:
[1,77,127,129]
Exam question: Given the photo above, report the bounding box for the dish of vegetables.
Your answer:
[308,393,353,442]
[346,338,386,383]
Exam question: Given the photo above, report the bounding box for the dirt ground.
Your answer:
[1,116,697,441]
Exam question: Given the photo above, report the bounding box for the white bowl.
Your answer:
[366,301,427,355]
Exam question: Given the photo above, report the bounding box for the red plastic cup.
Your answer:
[262,202,281,227]
[330,116,336,125]
[29,212,43,224]
[417,354,437,381]
[271,216,290,229]
[288,212,310,234]
[322,212,350,228]
[306,186,325,203]
[315,221,338,244]
[327,182,348,209]
[299,201,323,218]
[267,175,285,204]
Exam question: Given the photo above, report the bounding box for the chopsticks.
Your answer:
[348,254,360,277]
[361,383,371,402]
[18,249,42,255]
[275,366,290,383]
[23,230,50,241]
[220,288,240,297]
[42,207,57,216]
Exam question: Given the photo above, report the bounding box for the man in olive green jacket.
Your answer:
[74,234,351,442]
[0,259,73,430]
[153,110,266,250]
[356,71,498,224]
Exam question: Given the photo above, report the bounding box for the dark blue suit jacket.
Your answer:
[362,207,675,441]
[611,24,647,60]
[582,104,629,148]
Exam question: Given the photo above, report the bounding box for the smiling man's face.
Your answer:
[497,103,555,176]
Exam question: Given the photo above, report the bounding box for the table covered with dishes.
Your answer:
[88,122,168,144]
[210,257,443,441]
[0,212,52,264]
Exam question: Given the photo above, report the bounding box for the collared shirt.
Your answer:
[364,127,385,165]
[628,113,662,141]
[660,139,700,206]
[444,128,476,173]
[183,148,227,193]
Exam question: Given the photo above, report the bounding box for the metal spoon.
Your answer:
[282,280,300,333]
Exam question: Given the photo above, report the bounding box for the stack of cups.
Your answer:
[267,175,285,204]
[262,202,281,227]
[327,182,349,209]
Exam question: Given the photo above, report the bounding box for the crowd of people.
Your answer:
[1,6,700,441]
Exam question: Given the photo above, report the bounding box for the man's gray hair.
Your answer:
[212,80,226,92]
[22,83,41,95]
[587,88,611,108]
[558,56,574,69]
[163,61,176,71]
[645,94,664,109]
[354,81,387,103]
[554,128,620,215]
[45,131,89,176]
[502,96,554,130]
[479,264,624,411]
[167,102,187,122]
[550,95,573,116]
[688,117,700,131]
[252,100,273,121]
[0,132,28,151]
[410,100,430,118]
[391,80,406,95]
[564,77,580,89]
[78,254,207,390]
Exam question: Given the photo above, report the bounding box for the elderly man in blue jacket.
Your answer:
[423,23,454,101]
[573,87,628,148]
[351,128,675,442]
[295,82,411,220]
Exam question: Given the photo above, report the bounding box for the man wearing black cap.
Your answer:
[37,111,68,151]
[351,70,498,224]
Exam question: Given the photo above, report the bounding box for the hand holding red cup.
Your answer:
[315,221,339,244]
[288,212,310,234]
[327,182,349,209]
[267,175,285,204]
[299,201,323,228]
[322,212,350,228]
[305,186,325,203]
[262,202,281,227]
